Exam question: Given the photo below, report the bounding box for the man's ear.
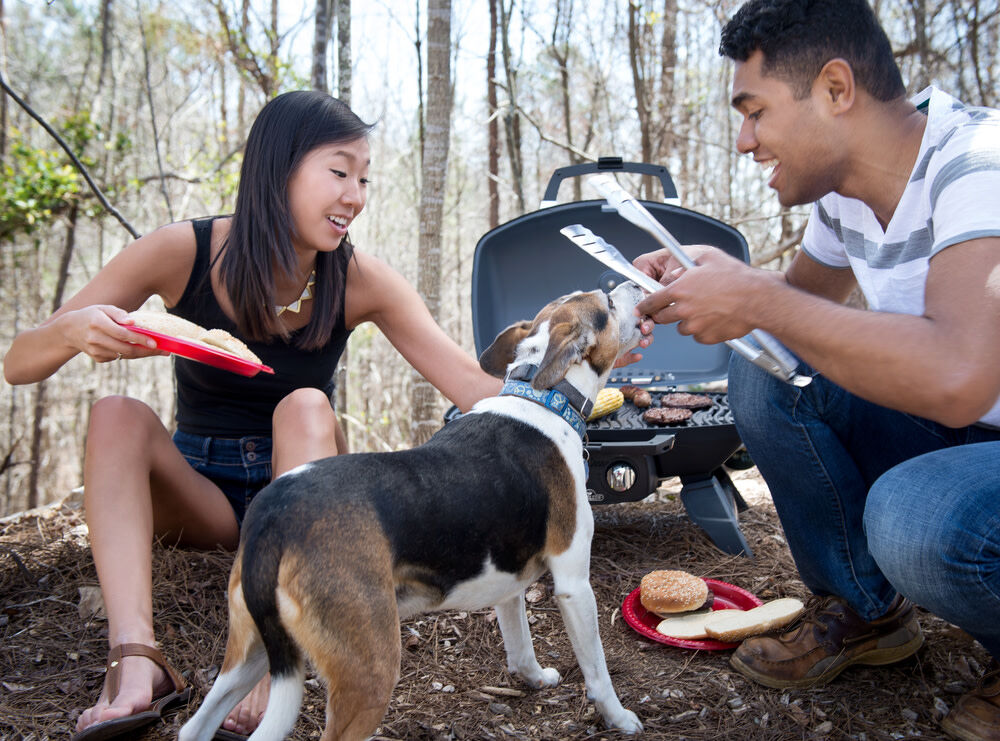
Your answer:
[816,58,855,114]
[532,321,595,389]
[479,321,534,377]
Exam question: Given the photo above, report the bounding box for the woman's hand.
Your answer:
[4,305,166,385]
[57,305,166,363]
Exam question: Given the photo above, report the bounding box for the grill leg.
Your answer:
[679,469,753,557]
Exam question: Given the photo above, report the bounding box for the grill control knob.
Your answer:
[606,462,637,492]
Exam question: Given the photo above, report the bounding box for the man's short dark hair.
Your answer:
[719,0,905,101]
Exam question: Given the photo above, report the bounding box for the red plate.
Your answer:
[125,325,274,377]
[622,578,763,650]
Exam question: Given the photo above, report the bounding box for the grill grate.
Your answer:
[588,391,733,431]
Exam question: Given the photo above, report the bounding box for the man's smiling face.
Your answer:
[731,50,843,207]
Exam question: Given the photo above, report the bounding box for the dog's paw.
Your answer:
[514,665,562,688]
[608,708,643,734]
[536,666,561,688]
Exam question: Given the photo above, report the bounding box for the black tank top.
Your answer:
[168,217,351,436]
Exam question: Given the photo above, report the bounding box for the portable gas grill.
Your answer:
[459,158,755,556]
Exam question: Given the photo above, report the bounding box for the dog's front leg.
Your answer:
[494,592,561,688]
[549,558,642,734]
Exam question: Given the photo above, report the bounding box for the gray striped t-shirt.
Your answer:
[802,86,1000,424]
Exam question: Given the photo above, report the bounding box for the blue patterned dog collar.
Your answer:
[498,379,588,439]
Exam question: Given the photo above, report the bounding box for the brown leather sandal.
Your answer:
[71,643,192,741]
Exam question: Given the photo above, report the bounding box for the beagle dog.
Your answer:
[179,282,645,741]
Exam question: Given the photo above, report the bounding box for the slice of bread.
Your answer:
[702,597,804,643]
[128,310,205,340]
[655,607,714,640]
[199,328,259,363]
[128,311,262,365]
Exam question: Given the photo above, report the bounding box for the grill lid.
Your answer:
[471,165,750,386]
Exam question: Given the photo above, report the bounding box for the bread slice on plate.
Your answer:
[127,311,262,365]
[702,597,804,643]
[655,608,714,640]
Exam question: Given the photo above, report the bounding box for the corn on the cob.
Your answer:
[587,387,624,421]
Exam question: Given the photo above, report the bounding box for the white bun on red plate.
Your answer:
[655,596,805,642]
[702,597,805,642]
[654,608,714,640]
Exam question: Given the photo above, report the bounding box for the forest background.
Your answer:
[1,0,997,518]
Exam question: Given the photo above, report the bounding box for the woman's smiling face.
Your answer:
[287,137,370,253]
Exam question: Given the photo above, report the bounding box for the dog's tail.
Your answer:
[238,505,302,680]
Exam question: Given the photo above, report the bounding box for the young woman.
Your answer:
[3,91,504,740]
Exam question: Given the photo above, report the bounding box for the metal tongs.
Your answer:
[559,175,811,387]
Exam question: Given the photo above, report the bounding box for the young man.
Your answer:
[633,1,1000,738]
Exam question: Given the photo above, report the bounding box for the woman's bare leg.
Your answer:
[220,388,344,735]
[75,396,239,733]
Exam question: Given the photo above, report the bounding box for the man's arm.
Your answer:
[784,250,857,303]
[745,239,1000,426]
[635,239,1000,426]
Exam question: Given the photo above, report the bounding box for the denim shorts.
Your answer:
[172,429,273,525]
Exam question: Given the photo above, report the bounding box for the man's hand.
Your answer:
[633,245,776,344]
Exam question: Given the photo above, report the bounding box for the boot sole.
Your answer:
[730,632,925,690]
[940,715,989,741]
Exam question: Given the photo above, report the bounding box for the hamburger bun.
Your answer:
[654,607,714,640]
[199,328,259,362]
[127,310,262,365]
[127,310,205,339]
[639,570,710,616]
[702,597,805,643]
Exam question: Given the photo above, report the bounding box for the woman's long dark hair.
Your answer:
[220,91,375,350]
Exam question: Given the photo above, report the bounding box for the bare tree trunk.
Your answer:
[908,0,931,91]
[411,0,452,445]
[238,0,249,128]
[219,61,229,154]
[487,0,500,228]
[550,0,580,200]
[414,1,425,164]
[96,0,113,97]
[27,203,79,509]
[312,0,332,91]
[628,1,654,198]
[137,2,173,221]
[499,0,524,213]
[334,0,352,450]
[0,0,7,160]
[336,0,352,102]
[654,0,678,197]
[269,0,279,88]
[964,0,989,105]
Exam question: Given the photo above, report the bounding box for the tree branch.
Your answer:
[0,71,140,240]
[490,79,596,164]
[751,224,806,267]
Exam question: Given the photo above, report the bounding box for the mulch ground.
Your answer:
[0,468,991,740]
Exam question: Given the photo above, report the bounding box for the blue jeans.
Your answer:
[728,354,1000,658]
[172,430,273,525]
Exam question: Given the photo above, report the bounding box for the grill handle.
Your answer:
[540,157,678,208]
[585,432,675,456]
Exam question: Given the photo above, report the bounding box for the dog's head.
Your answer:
[479,282,644,393]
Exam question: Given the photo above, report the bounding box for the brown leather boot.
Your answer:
[730,594,923,689]
[941,661,1000,741]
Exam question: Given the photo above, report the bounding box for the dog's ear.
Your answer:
[532,321,595,389]
[479,320,534,377]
